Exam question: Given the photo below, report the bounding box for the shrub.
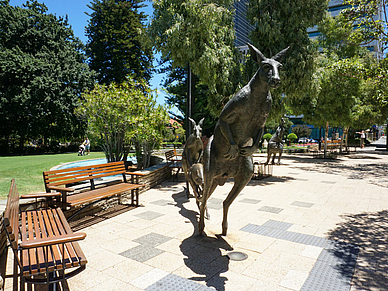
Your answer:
[262,133,273,141]
[287,133,298,143]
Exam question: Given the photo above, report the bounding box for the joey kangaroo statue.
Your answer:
[182,117,205,199]
[265,118,285,165]
[200,43,289,235]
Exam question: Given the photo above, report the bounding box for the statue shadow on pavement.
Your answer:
[327,210,388,290]
[172,190,233,291]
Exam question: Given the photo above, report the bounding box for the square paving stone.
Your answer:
[119,245,165,263]
[133,233,172,247]
[135,211,165,220]
[207,198,224,210]
[150,199,173,206]
[291,201,314,208]
[146,273,211,291]
[239,198,261,204]
[258,206,283,214]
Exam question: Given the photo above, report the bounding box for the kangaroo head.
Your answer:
[188,117,204,140]
[248,43,289,88]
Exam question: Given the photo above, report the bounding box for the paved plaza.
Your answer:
[3,147,388,290]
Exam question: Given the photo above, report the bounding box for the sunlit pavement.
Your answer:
[4,146,388,290]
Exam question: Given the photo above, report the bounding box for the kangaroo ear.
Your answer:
[247,43,266,64]
[272,47,290,62]
[188,117,195,126]
[198,118,205,127]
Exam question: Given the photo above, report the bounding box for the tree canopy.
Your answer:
[78,78,169,168]
[296,12,388,130]
[247,0,329,120]
[163,66,218,136]
[0,0,94,150]
[86,0,153,85]
[341,0,388,52]
[149,0,241,115]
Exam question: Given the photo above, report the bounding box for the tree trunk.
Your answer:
[324,121,329,159]
[343,127,349,152]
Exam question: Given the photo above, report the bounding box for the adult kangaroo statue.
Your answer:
[182,117,205,199]
[265,118,285,165]
[199,43,289,235]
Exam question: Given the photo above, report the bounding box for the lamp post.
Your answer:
[186,63,192,140]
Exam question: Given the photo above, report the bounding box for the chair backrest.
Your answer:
[43,161,126,190]
[165,150,175,162]
[3,179,20,250]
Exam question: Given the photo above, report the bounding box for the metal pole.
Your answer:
[186,63,192,140]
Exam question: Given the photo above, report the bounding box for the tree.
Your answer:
[247,0,329,119]
[296,13,388,155]
[292,125,312,138]
[86,0,153,85]
[163,66,218,136]
[0,0,94,152]
[149,0,241,115]
[78,78,169,168]
[342,0,388,52]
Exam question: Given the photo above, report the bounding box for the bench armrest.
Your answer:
[47,185,75,192]
[20,192,62,199]
[20,232,86,249]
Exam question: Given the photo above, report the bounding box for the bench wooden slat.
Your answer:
[26,211,38,276]
[20,212,29,275]
[42,209,63,271]
[44,161,124,175]
[32,211,47,274]
[51,209,79,268]
[47,209,73,269]
[56,208,87,266]
[45,166,125,185]
[36,210,55,273]
[66,183,143,206]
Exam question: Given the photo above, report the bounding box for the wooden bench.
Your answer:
[2,179,87,290]
[43,161,145,220]
[165,149,182,180]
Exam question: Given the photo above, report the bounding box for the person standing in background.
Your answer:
[84,137,90,155]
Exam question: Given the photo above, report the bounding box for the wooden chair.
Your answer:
[2,179,87,290]
[165,150,182,181]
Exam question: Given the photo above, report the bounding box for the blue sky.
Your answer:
[8,0,171,110]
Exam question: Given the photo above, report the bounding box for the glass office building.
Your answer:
[233,0,254,53]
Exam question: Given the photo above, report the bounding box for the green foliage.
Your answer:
[86,0,153,84]
[149,0,241,114]
[341,0,388,51]
[247,0,329,118]
[292,125,312,138]
[0,1,95,150]
[296,13,388,130]
[262,133,273,141]
[0,152,106,199]
[78,78,169,168]
[287,133,298,142]
[317,13,364,58]
[163,66,218,135]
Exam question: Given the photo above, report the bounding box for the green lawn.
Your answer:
[0,152,106,200]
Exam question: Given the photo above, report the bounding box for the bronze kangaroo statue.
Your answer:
[199,43,289,235]
[182,117,204,199]
[265,118,285,165]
